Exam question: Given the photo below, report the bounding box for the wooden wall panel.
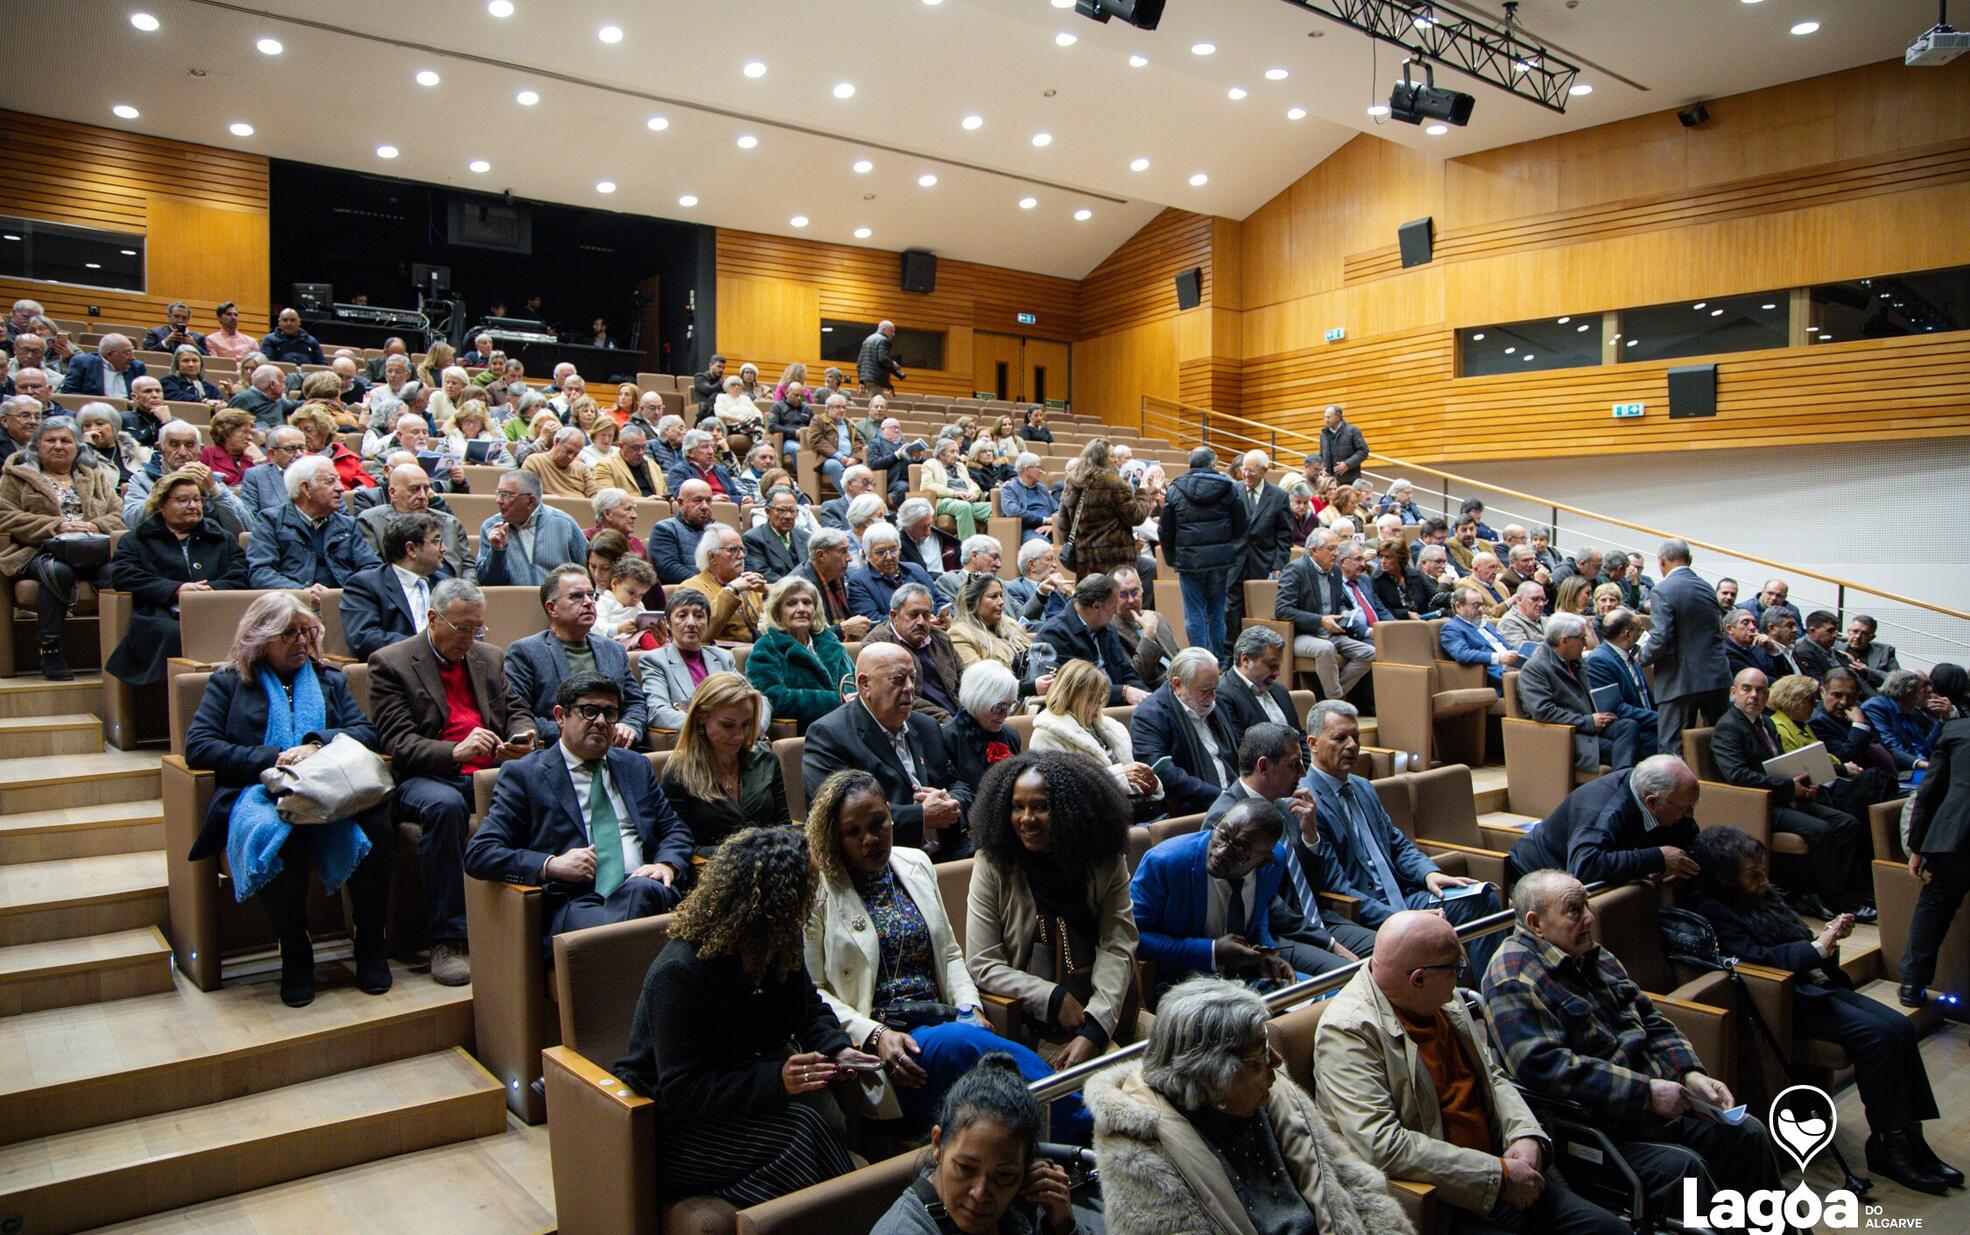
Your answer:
[1073,319,1178,429]
[1078,208,1214,339]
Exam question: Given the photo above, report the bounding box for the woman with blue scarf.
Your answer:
[184,592,393,1007]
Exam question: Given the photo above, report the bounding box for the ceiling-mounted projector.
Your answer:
[1906,23,1968,64]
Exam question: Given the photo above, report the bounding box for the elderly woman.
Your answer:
[289,402,375,491]
[1378,478,1423,525]
[442,402,510,465]
[104,469,249,686]
[949,573,1033,673]
[1089,976,1412,1235]
[509,408,563,465]
[0,416,125,679]
[613,826,876,1206]
[1019,405,1053,444]
[198,408,260,487]
[568,394,604,441]
[583,487,648,559]
[639,589,742,737]
[183,593,392,1007]
[161,344,228,407]
[968,438,1010,491]
[711,374,765,451]
[1372,537,1432,620]
[845,493,889,566]
[745,574,855,730]
[1059,439,1151,580]
[75,402,146,489]
[944,660,1024,794]
[1317,483,1363,531]
[1286,481,1319,548]
[425,364,471,428]
[659,672,790,854]
[1687,826,1955,1194]
[805,769,1089,1141]
[1030,661,1161,813]
[965,751,1142,1070]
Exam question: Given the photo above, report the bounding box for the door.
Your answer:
[1023,338,1069,407]
[972,331,1024,400]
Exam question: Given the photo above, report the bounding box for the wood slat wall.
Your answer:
[1077,208,1214,339]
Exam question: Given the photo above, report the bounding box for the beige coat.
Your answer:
[964,850,1139,1042]
[1030,709,1162,801]
[920,456,984,503]
[1312,967,1547,1214]
[804,846,979,1119]
[0,456,125,576]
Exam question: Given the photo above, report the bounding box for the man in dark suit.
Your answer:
[802,643,972,856]
[367,578,539,985]
[465,672,692,938]
[356,463,473,582]
[1840,615,1898,697]
[1130,647,1240,816]
[1723,607,1785,682]
[741,486,811,582]
[246,455,381,595]
[340,512,451,662]
[1636,539,1731,755]
[1794,610,1859,682]
[1318,404,1369,481]
[143,301,206,354]
[790,527,873,642]
[1276,528,1376,700]
[897,499,961,576]
[1515,614,1642,774]
[864,582,965,723]
[1217,624,1302,748]
[818,464,876,531]
[649,479,717,585]
[664,429,741,501]
[58,333,146,397]
[505,565,650,749]
[1032,573,1149,707]
[847,523,943,622]
[1226,449,1292,639]
[1584,607,1659,756]
[1506,756,1701,886]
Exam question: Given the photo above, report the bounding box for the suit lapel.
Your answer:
[547,748,589,850]
[853,704,910,787]
[407,637,447,720]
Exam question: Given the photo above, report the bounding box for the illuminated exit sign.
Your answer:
[1016,312,1037,325]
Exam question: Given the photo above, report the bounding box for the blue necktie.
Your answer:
[1341,781,1406,909]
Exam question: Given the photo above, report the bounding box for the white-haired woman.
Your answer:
[944,659,1024,793]
[160,343,229,408]
[922,435,993,540]
[0,415,125,679]
[711,374,765,442]
[844,492,888,567]
[425,364,470,427]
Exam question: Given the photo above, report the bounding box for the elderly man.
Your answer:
[803,642,970,855]
[594,423,661,498]
[1484,871,1784,1219]
[234,425,303,512]
[857,319,905,395]
[340,512,452,661]
[866,416,924,508]
[1033,573,1150,705]
[228,363,300,430]
[328,355,369,407]
[142,301,206,355]
[998,451,1058,544]
[115,375,174,447]
[363,335,408,382]
[1516,613,1642,775]
[5,332,52,388]
[1109,565,1177,691]
[1317,909,1627,1235]
[1337,540,1391,628]
[1635,539,1731,754]
[0,395,43,466]
[460,332,498,368]
[60,333,145,397]
[896,496,960,576]
[1840,614,1898,695]
[742,485,810,583]
[1527,525,1562,576]
[1740,577,1802,630]
[866,582,964,722]
[819,462,875,530]
[847,522,942,621]
[649,478,715,585]
[547,374,587,419]
[1463,552,1512,614]
[368,411,453,482]
[789,526,872,641]
[1506,755,1700,887]
[1440,584,1522,692]
[1132,798,1299,990]
[259,307,325,366]
[663,427,738,501]
[1276,527,1376,701]
[506,564,650,747]
[1583,607,1658,750]
[362,354,415,427]
[1862,668,1944,772]
[1377,477,1423,525]
[357,462,473,581]
[369,578,538,985]
[246,455,380,596]
[122,419,249,533]
[934,533,1002,603]
[1131,647,1239,816]
[1215,624,1301,747]
[677,522,765,643]
[1495,581,1548,652]
[475,468,589,587]
[522,426,596,499]
[6,297,44,344]
[1549,544,1602,594]
[1498,543,1550,599]
[1754,607,1808,678]
[1722,607,1784,682]
[1226,449,1292,640]
[1318,403,1368,479]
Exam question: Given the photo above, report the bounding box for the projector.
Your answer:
[1906,24,1968,65]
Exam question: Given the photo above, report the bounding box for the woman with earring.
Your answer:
[658,671,789,855]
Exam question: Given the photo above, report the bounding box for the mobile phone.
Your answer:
[1251,944,1279,956]
[1150,755,1176,779]
[837,1057,885,1073]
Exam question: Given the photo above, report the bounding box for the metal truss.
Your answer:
[1277,0,1581,114]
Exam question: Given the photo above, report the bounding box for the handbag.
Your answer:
[44,532,111,569]
[258,732,393,825]
[1057,486,1083,574]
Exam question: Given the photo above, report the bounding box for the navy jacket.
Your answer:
[144,325,207,354]
[1301,767,1438,927]
[1215,668,1302,748]
[59,352,147,396]
[247,503,381,589]
[663,461,738,501]
[503,630,651,742]
[339,563,449,663]
[801,702,971,851]
[260,329,326,366]
[1031,608,1143,704]
[1508,768,1697,885]
[1861,696,1940,771]
[1583,641,1657,728]
[1130,684,1238,816]
[647,516,709,586]
[1159,467,1246,574]
[846,560,940,622]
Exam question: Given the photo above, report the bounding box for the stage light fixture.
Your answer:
[1388,59,1475,126]
[1074,0,1165,31]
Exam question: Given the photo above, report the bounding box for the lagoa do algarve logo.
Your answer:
[1680,1085,1868,1234]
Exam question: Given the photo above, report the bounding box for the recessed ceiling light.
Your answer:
[112,104,140,120]
[469,159,491,173]
[918,173,939,187]
[1227,87,1248,100]
[961,114,984,130]
[1055,32,1077,47]
[229,122,254,137]
[852,159,874,173]
[1129,54,1148,68]
[790,215,808,227]
[1742,0,1765,4]
[1570,83,1593,96]
[1287,107,1307,120]
[1191,42,1215,55]
[2,235,19,241]
[833,82,855,99]
[376,145,399,159]
[1074,208,1093,221]
[1626,339,1639,347]
[487,0,514,15]
[416,69,441,86]
[922,0,941,5]
[1692,302,1707,310]
[130,12,159,31]
[1807,324,1820,332]
[1425,124,1448,135]
[1524,354,1536,361]
[1032,132,1052,147]
[677,194,698,207]
[646,116,668,131]
[596,180,616,194]
[598,24,623,43]
[854,227,872,239]
[256,37,283,56]
[1266,68,1289,81]
[1130,157,1150,171]
[1790,20,1819,35]
[120,248,137,255]
[1504,346,1516,354]
[737,134,758,149]
[516,89,539,105]
[85,262,102,270]
[1761,303,1777,310]
[1189,172,1208,186]
[1710,308,1724,316]
[1471,332,1485,341]
[743,60,767,77]
[1366,103,1391,117]
[1557,316,1570,324]
[1576,323,1591,332]
[1019,197,1038,210]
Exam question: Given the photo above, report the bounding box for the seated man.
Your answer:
[1130,647,1239,817]
[247,455,381,594]
[1713,668,1870,921]
[1758,607,1807,678]
[122,418,249,535]
[1444,513,1493,575]
[356,462,473,582]
[59,332,145,396]
[1033,573,1150,707]
[866,417,926,509]
[663,427,739,500]
[1004,538,1069,628]
[802,643,971,856]
[1583,607,1659,755]
[143,300,207,354]
[1506,754,1701,886]
[1722,608,1784,682]
[897,498,961,576]
[788,525,873,642]
[933,533,1001,602]
[865,582,964,723]
[676,522,766,643]
[740,485,810,582]
[1484,870,1783,1220]
[1303,698,1505,973]
[237,426,304,514]
[1810,668,1900,780]
[505,564,650,748]
[1499,543,1551,598]
[1131,799,1299,990]
[1515,613,1642,774]
[474,469,589,587]
[1317,909,1628,1235]
[1464,552,1514,615]
[1495,581,1548,652]
[1793,609,1857,682]
[1275,528,1375,702]
[368,579,538,985]
[522,426,597,499]
[1440,584,1522,692]
[847,521,941,621]
[1840,614,1898,697]
[818,463,876,530]
[1215,624,1302,748]
[1549,546,1602,594]
[340,512,451,662]
[1740,577,1803,631]
[1861,668,1942,772]
[1109,565,1177,691]
[997,451,1059,544]
[464,672,691,937]
[228,363,300,432]
[121,375,175,447]
[649,478,716,585]
[594,423,663,498]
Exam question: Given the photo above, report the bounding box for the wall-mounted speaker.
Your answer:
[1398,217,1434,268]
[1678,104,1711,128]
[901,250,938,293]
[1667,364,1718,419]
[1173,266,1203,310]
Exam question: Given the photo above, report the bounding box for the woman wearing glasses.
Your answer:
[104,469,249,688]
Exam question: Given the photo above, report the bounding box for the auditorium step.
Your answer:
[0,674,104,722]
[0,927,173,1016]
[1469,766,1510,815]
[0,1047,507,1235]
[0,851,167,946]
[0,751,161,814]
[0,799,165,865]
[0,958,473,1145]
[0,712,104,758]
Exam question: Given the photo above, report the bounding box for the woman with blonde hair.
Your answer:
[510,408,565,465]
[659,671,791,853]
[773,361,807,403]
[415,340,454,389]
[579,413,619,468]
[990,413,1022,461]
[1030,660,1161,811]
[949,571,1032,672]
[442,403,511,465]
[744,575,854,730]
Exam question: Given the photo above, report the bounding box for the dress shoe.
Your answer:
[279,933,315,1008]
[353,926,392,995]
[1911,1128,1965,1188]
[1899,981,1930,1008]
[37,641,73,682]
[429,939,471,987]
[1867,1130,1953,1197]
[1790,892,1837,921]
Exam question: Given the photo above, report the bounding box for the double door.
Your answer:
[972,332,1069,405]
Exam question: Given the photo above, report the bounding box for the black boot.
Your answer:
[1866,1130,1952,1196]
[37,639,72,681]
[1911,1127,1965,1189]
[279,931,316,1007]
[353,923,392,995]
[1899,981,1930,1008]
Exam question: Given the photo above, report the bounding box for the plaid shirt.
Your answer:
[1481,925,1703,1127]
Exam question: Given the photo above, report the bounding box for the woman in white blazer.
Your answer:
[802,769,1089,1138]
[1028,660,1162,814]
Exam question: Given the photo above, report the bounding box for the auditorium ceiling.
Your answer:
[2,0,1943,278]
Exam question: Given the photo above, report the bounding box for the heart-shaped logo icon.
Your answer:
[1770,1084,1838,1172]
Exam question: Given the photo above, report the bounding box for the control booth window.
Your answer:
[1457,315,1604,377]
[820,319,946,371]
[1616,291,1787,363]
[1809,264,1970,346]
[0,216,145,292]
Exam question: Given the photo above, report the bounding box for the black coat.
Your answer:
[802,702,973,851]
[1240,481,1294,579]
[1319,421,1369,477]
[1130,683,1238,816]
[1711,705,1798,802]
[1909,717,1970,858]
[1215,667,1302,749]
[103,516,249,685]
[1688,888,1849,998]
[942,709,1022,796]
[1507,767,1698,885]
[1030,608,1143,704]
[1373,565,1436,620]
[1157,467,1246,574]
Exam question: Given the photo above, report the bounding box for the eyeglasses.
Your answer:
[433,611,489,640]
[272,624,314,642]
[569,703,620,723]
[1414,953,1471,981]
[557,588,598,604]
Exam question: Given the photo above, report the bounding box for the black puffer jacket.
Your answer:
[1159,466,1247,572]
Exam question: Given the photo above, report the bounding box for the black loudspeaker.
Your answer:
[1174,266,1203,310]
[1667,364,1718,419]
[1398,217,1434,268]
[901,250,938,293]
[1678,104,1711,128]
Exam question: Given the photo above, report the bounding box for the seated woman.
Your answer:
[578,408,621,469]
[442,402,510,466]
[659,671,790,854]
[1551,575,1596,647]
[510,408,563,466]
[1317,483,1362,530]
[845,493,889,566]
[199,409,260,487]
[1687,826,1958,1195]
[614,826,876,1207]
[745,574,854,731]
[1591,582,1623,643]
[424,364,470,427]
[1768,673,1898,816]
[289,402,374,491]
[1285,482,1319,548]
[965,751,1143,1070]
[968,438,1010,491]
[0,415,125,680]
[1089,976,1411,1235]
[183,592,392,1007]
[610,382,640,426]
[989,413,1024,462]
[584,488,649,559]
[1029,661,1161,816]
[75,403,145,491]
[804,769,1090,1139]
[639,589,741,737]
[583,529,634,600]
[711,375,765,454]
[945,661,1024,797]
[161,344,229,408]
[949,573,1033,672]
[922,436,992,540]
[1372,537,1431,621]
[1018,406,1053,444]
[104,470,249,686]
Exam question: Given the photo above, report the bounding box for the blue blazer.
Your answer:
[663,461,738,500]
[59,351,147,396]
[647,516,707,586]
[463,745,693,933]
[1439,616,1511,688]
[1300,768,1439,927]
[1131,830,1284,980]
[503,630,651,742]
[247,503,381,589]
[998,477,1059,540]
[340,563,450,663]
[1861,696,1940,771]
[846,561,938,622]
[1583,641,1657,725]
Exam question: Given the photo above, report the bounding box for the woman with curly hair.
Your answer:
[613,826,878,1206]
[965,751,1142,1071]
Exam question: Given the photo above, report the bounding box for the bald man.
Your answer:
[355,462,473,581]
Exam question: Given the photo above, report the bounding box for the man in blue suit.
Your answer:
[339,512,451,662]
[465,671,692,939]
[1584,607,1660,757]
[1439,583,1523,692]
[58,333,145,397]
[847,522,941,621]
[504,565,651,749]
[1131,799,1298,990]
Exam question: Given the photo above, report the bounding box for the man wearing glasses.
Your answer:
[505,564,650,750]
[369,577,538,986]
[237,426,306,514]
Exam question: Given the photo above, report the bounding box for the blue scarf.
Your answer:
[225,661,371,901]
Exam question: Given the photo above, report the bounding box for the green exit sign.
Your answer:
[1611,402,1645,419]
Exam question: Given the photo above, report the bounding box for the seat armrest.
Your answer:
[1317,891,1360,921]
[1650,991,1734,1090]
[1421,843,1509,888]
[465,875,556,1121]
[978,991,1030,1045]
[542,1046,658,1235]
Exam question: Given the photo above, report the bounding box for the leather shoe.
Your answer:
[1911,1128,1965,1188]
[37,641,73,682]
[279,933,315,1008]
[1790,892,1837,921]
[1899,981,1929,1008]
[354,926,392,996]
[429,940,471,987]
[1868,1130,1952,1196]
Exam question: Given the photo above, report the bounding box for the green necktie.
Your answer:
[585,760,627,897]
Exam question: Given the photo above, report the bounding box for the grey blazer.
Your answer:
[502,630,650,742]
[355,504,475,583]
[637,642,737,731]
[1515,643,1601,771]
[1635,564,1730,703]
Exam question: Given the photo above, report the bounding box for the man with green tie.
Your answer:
[464,671,694,938]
